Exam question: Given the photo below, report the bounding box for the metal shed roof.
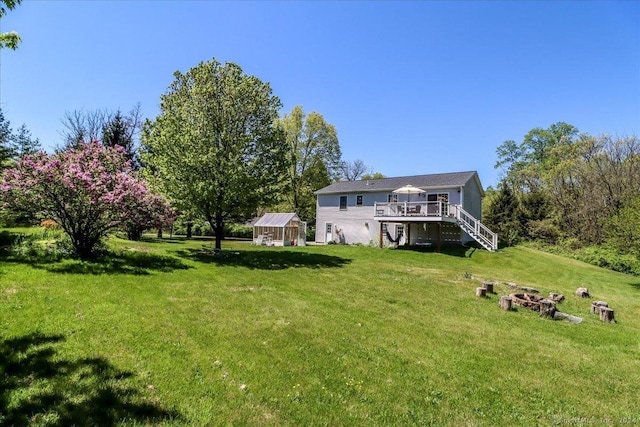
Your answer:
[254,213,301,227]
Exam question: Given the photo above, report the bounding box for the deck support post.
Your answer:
[379,222,383,248]
[406,223,410,247]
[437,222,442,253]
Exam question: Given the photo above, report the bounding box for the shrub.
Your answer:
[224,223,252,239]
[40,219,61,230]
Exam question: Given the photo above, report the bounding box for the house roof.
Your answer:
[314,171,483,195]
[254,213,301,227]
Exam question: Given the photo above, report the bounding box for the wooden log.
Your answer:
[482,281,494,294]
[549,293,565,303]
[590,301,608,314]
[539,299,557,319]
[476,287,487,297]
[499,295,512,311]
[553,311,583,324]
[575,287,590,298]
[520,286,539,294]
[599,307,615,323]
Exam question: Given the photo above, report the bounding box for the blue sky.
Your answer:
[1,1,638,187]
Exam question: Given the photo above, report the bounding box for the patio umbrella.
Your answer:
[393,184,426,202]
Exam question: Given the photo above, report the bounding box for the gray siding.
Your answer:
[315,175,485,246]
[463,180,482,219]
[461,178,483,243]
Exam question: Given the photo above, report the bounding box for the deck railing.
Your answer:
[374,201,451,217]
[374,202,498,251]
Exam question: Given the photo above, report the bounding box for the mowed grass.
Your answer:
[2,230,640,426]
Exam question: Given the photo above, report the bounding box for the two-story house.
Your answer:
[314,171,497,251]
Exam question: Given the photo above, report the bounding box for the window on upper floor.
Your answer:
[339,195,347,210]
[356,195,363,206]
[388,194,398,203]
[427,193,449,203]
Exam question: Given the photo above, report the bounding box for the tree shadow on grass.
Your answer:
[2,250,191,275]
[627,282,640,291]
[397,245,476,258]
[0,332,180,426]
[174,247,351,270]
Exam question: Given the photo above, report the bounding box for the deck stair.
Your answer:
[452,205,498,251]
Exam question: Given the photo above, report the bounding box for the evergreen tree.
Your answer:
[102,110,139,169]
[10,124,41,158]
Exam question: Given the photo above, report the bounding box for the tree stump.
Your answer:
[575,287,590,298]
[499,295,512,311]
[482,282,494,294]
[539,299,557,319]
[590,301,608,314]
[599,307,615,323]
[476,287,487,297]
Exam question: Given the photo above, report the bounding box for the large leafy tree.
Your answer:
[1,142,171,259]
[495,122,579,192]
[141,58,287,250]
[278,105,341,222]
[0,0,21,50]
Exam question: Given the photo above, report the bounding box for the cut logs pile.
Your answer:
[508,293,560,319]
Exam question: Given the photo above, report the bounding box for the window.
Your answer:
[326,223,332,233]
[382,223,388,233]
[396,224,404,238]
[428,193,449,203]
[339,195,347,210]
[356,195,363,206]
[388,194,398,203]
[427,193,449,215]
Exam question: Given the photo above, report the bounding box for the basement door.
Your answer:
[325,222,333,243]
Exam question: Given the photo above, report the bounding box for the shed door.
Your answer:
[325,222,333,243]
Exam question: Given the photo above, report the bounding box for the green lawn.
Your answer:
[2,230,639,426]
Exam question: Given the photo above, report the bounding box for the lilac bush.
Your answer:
[1,142,173,259]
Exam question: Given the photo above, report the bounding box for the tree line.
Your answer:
[483,122,640,262]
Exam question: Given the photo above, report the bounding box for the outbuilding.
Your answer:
[253,213,306,247]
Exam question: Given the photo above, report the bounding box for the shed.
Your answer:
[253,213,306,247]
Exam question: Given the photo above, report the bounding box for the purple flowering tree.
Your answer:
[1,142,172,259]
[121,187,176,241]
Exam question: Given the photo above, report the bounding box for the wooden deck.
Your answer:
[373,202,498,251]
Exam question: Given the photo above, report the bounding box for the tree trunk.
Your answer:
[214,214,224,250]
[186,222,192,239]
[127,226,143,241]
[74,235,99,260]
[157,227,163,239]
